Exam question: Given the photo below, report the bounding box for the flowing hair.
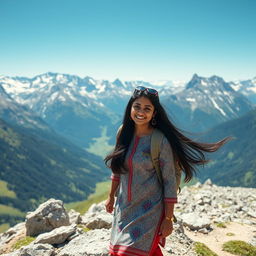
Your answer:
[104,90,231,182]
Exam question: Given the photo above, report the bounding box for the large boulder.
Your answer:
[25,199,70,236]
[34,224,77,245]
[57,229,110,256]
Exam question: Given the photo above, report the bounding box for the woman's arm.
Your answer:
[105,175,120,213]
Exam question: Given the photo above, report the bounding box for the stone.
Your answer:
[181,213,211,230]
[34,224,76,245]
[68,209,82,224]
[25,198,70,236]
[84,213,113,230]
[2,243,54,256]
[57,229,110,256]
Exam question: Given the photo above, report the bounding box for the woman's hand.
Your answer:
[158,219,173,239]
[105,196,115,213]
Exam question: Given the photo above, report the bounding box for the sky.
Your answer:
[0,0,256,82]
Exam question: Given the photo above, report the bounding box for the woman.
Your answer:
[104,86,230,256]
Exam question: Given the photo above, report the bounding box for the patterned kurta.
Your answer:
[110,132,177,256]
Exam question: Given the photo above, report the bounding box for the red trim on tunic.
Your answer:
[110,244,148,256]
[149,210,165,256]
[127,136,140,202]
[164,197,178,203]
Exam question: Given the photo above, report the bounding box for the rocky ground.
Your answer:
[0,179,255,256]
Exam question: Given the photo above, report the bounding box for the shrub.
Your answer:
[194,242,218,256]
[222,240,256,256]
[12,236,35,250]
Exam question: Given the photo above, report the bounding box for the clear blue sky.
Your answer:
[0,0,255,82]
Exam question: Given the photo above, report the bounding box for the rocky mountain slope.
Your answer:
[1,180,255,256]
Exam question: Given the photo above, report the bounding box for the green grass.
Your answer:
[194,242,218,256]
[0,204,25,217]
[77,224,90,233]
[0,223,10,233]
[65,180,111,214]
[222,240,256,256]
[0,180,16,198]
[216,222,227,228]
[226,232,235,236]
[86,126,114,158]
[11,236,35,250]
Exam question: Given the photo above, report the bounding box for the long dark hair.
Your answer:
[104,90,231,182]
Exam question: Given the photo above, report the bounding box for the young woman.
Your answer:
[105,86,230,256]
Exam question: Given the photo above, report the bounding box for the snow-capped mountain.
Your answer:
[0,72,255,152]
[162,74,254,132]
[230,77,256,104]
[0,83,52,131]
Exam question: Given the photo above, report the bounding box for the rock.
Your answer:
[57,229,110,256]
[25,198,70,236]
[34,224,77,245]
[181,213,211,230]
[204,179,212,186]
[2,243,55,256]
[0,223,25,246]
[84,213,113,230]
[68,209,82,224]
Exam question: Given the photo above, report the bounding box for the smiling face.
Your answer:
[130,96,155,127]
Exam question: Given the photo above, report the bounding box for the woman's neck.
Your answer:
[134,125,154,137]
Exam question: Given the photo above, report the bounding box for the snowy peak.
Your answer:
[185,74,231,91]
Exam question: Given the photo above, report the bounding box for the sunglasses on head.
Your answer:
[133,86,158,97]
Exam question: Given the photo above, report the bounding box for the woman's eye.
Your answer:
[134,105,140,110]
[144,108,151,112]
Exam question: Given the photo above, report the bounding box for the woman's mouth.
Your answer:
[135,115,145,120]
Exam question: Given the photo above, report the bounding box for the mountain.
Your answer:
[0,84,109,227]
[1,73,255,153]
[161,74,254,132]
[196,108,256,187]
[0,117,108,226]
[230,77,256,104]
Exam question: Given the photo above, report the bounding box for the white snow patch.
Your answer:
[210,98,226,116]
[248,87,256,93]
[186,98,196,102]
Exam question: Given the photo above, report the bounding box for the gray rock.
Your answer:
[84,213,113,230]
[25,198,70,236]
[181,213,211,230]
[0,223,25,254]
[68,209,82,224]
[34,224,76,245]
[57,229,110,256]
[2,243,54,256]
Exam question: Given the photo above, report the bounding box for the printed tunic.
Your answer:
[110,132,177,256]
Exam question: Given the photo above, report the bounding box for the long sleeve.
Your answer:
[159,136,178,204]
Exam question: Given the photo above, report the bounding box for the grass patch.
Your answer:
[222,240,256,256]
[0,180,16,198]
[78,224,90,233]
[194,242,218,256]
[0,223,10,233]
[12,236,35,250]
[86,126,114,158]
[0,204,25,217]
[65,181,110,214]
[216,222,227,228]
[226,232,235,236]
